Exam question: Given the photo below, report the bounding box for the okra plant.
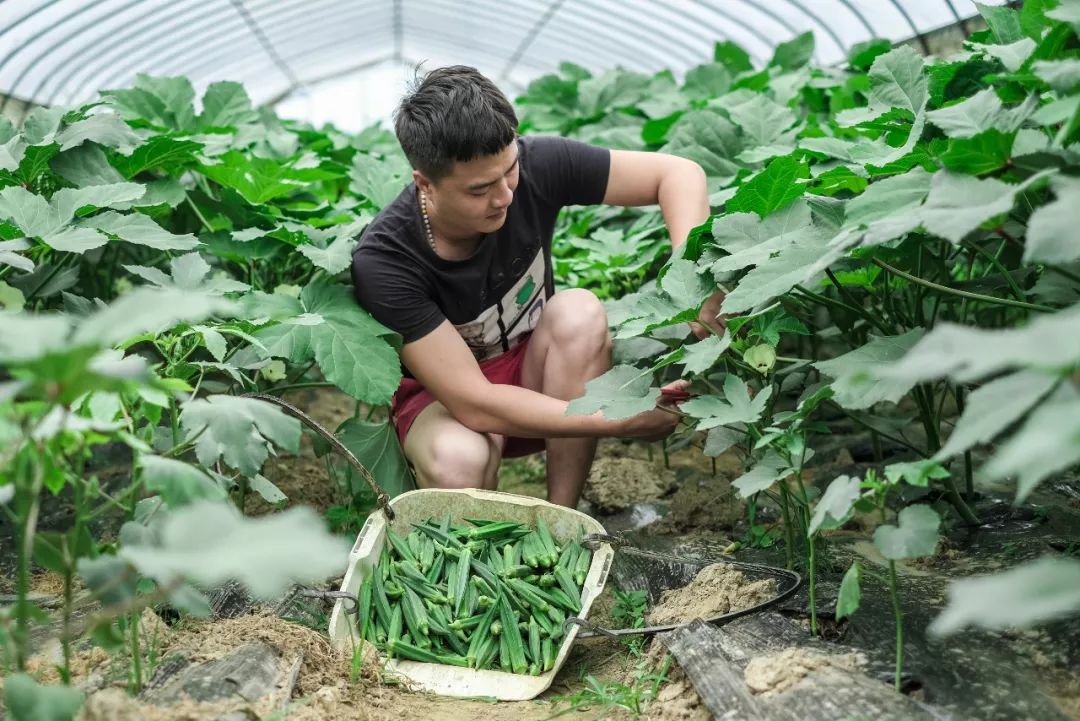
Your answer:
[559,0,1080,671]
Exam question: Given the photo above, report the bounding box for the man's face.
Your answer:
[418,142,520,237]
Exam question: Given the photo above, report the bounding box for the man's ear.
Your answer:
[413,169,434,195]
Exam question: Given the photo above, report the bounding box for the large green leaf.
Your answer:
[303,280,401,404]
[103,74,197,131]
[659,257,712,312]
[120,501,347,599]
[199,81,259,128]
[714,41,754,73]
[926,90,1035,139]
[566,364,659,421]
[873,504,940,560]
[0,239,33,273]
[297,214,371,274]
[200,150,311,205]
[181,394,301,477]
[732,450,789,497]
[808,475,861,535]
[333,417,416,498]
[4,674,83,721]
[1026,175,1080,264]
[84,210,200,251]
[930,556,1080,636]
[978,1,1024,43]
[1047,0,1080,30]
[720,233,848,314]
[727,94,798,149]
[663,110,742,162]
[867,46,928,115]
[0,135,26,172]
[712,216,829,273]
[882,303,1080,383]
[726,156,808,218]
[662,144,740,184]
[125,252,247,295]
[312,316,402,405]
[843,168,931,228]
[72,286,235,347]
[22,107,65,145]
[712,203,827,274]
[704,426,741,457]
[919,169,1054,244]
[0,312,72,362]
[52,183,145,219]
[114,136,202,177]
[349,152,411,210]
[682,62,732,100]
[54,114,141,155]
[0,186,65,237]
[815,330,926,410]
[579,69,651,115]
[681,374,771,430]
[936,370,1059,460]
[51,144,125,186]
[769,32,814,71]
[43,227,108,253]
[940,129,1015,176]
[983,383,1080,502]
[249,280,401,406]
[1032,58,1080,94]
[680,331,731,375]
[139,454,227,507]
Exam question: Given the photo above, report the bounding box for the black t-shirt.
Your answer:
[351,136,610,366]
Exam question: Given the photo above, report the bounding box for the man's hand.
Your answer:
[690,289,727,339]
[615,380,690,441]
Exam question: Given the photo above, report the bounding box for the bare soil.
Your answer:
[63,597,676,721]
[742,647,866,696]
[583,456,677,513]
[244,387,359,516]
[645,562,777,626]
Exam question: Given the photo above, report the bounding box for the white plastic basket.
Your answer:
[328,488,614,700]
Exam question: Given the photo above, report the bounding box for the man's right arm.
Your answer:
[401,320,680,440]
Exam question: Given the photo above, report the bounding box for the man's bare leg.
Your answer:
[521,289,612,507]
[403,402,504,490]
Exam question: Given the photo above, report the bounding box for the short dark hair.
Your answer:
[394,65,518,181]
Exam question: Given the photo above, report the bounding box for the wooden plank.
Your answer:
[659,621,767,721]
[660,616,943,721]
[140,642,296,706]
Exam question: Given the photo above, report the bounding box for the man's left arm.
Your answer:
[602,150,725,337]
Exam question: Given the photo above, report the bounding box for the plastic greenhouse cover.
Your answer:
[0,0,1005,126]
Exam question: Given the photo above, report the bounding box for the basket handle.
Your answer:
[244,393,395,521]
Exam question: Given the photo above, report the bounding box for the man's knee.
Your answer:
[546,289,610,353]
[415,429,496,490]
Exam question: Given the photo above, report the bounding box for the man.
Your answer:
[351,66,723,508]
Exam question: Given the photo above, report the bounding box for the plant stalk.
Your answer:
[778,486,796,571]
[872,258,1053,313]
[13,450,44,671]
[887,560,903,692]
[129,609,143,693]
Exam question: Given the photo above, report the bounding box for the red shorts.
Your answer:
[391,336,546,458]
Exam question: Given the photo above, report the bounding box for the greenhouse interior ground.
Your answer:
[2,0,1080,719]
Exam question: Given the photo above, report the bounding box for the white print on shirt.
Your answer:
[454,248,547,361]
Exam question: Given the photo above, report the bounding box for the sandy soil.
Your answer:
[742,647,866,695]
[583,457,677,513]
[646,563,777,626]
